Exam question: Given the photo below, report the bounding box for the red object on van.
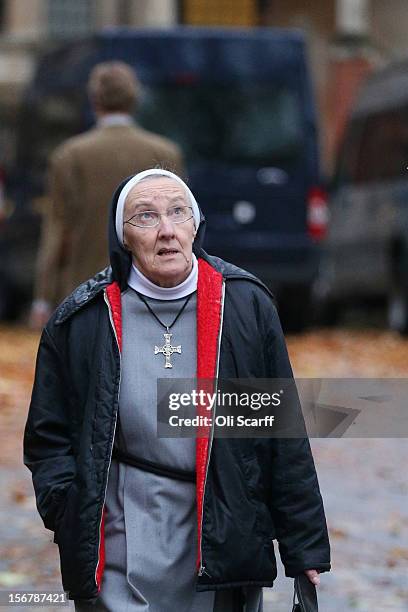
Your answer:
[307,186,329,240]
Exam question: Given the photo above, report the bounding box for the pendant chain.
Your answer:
[135,291,194,332]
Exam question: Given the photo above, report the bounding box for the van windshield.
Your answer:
[137,82,304,166]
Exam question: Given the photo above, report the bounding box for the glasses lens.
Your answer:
[168,206,192,223]
[134,211,160,227]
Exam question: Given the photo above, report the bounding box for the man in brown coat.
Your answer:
[30,61,184,328]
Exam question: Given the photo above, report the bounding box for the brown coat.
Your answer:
[34,123,184,305]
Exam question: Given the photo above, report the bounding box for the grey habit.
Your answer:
[75,288,263,612]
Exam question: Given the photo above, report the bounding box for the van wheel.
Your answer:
[387,290,408,335]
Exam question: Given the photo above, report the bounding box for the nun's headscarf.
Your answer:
[115,169,200,247]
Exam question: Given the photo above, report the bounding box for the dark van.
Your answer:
[315,59,408,334]
[2,27,326,330]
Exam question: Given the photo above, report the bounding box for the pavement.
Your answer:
[1,325,407,611]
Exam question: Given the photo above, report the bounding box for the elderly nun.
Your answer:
[24,169,331,611]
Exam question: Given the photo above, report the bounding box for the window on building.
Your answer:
[47,0,95,38]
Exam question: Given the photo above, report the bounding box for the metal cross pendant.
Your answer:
[154,331,182,368]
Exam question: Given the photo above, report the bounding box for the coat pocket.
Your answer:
[53,480,83,596]
[53,482,75,544]
[241,454,275,541]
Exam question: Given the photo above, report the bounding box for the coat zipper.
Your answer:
[94,290,122,588]
[198,279,225,577]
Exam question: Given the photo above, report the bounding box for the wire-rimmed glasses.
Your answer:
[124,205,194,228]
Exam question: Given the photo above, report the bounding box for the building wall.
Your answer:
[260,0,335,35]
[182,0,257,26]
[94,0,118,28]
[3,0,44,39]
[129,0,178,26]
[1,0,178,39]
[371,0,408,58]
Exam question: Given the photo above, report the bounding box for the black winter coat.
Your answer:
[24,178,330,603]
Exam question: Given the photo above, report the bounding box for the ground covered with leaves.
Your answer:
[0,324,407,611]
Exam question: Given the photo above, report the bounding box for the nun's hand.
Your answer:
[304,569,320,586]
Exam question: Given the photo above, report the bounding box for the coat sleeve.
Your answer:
[23,327,76,532]
[259,296,331,577]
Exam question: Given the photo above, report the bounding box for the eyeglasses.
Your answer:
[124,205,194,228]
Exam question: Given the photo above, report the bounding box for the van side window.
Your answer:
[338,109,408,185]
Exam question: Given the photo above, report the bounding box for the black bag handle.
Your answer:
[292,574,318,612]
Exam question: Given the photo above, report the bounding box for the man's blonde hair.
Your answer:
[87,61,140,113]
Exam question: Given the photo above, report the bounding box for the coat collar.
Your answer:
[54,266,113,325]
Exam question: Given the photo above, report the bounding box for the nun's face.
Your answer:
[123,177,196,287]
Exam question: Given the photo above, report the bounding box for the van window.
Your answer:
[137,82,303,166]
[337,108,408,184]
